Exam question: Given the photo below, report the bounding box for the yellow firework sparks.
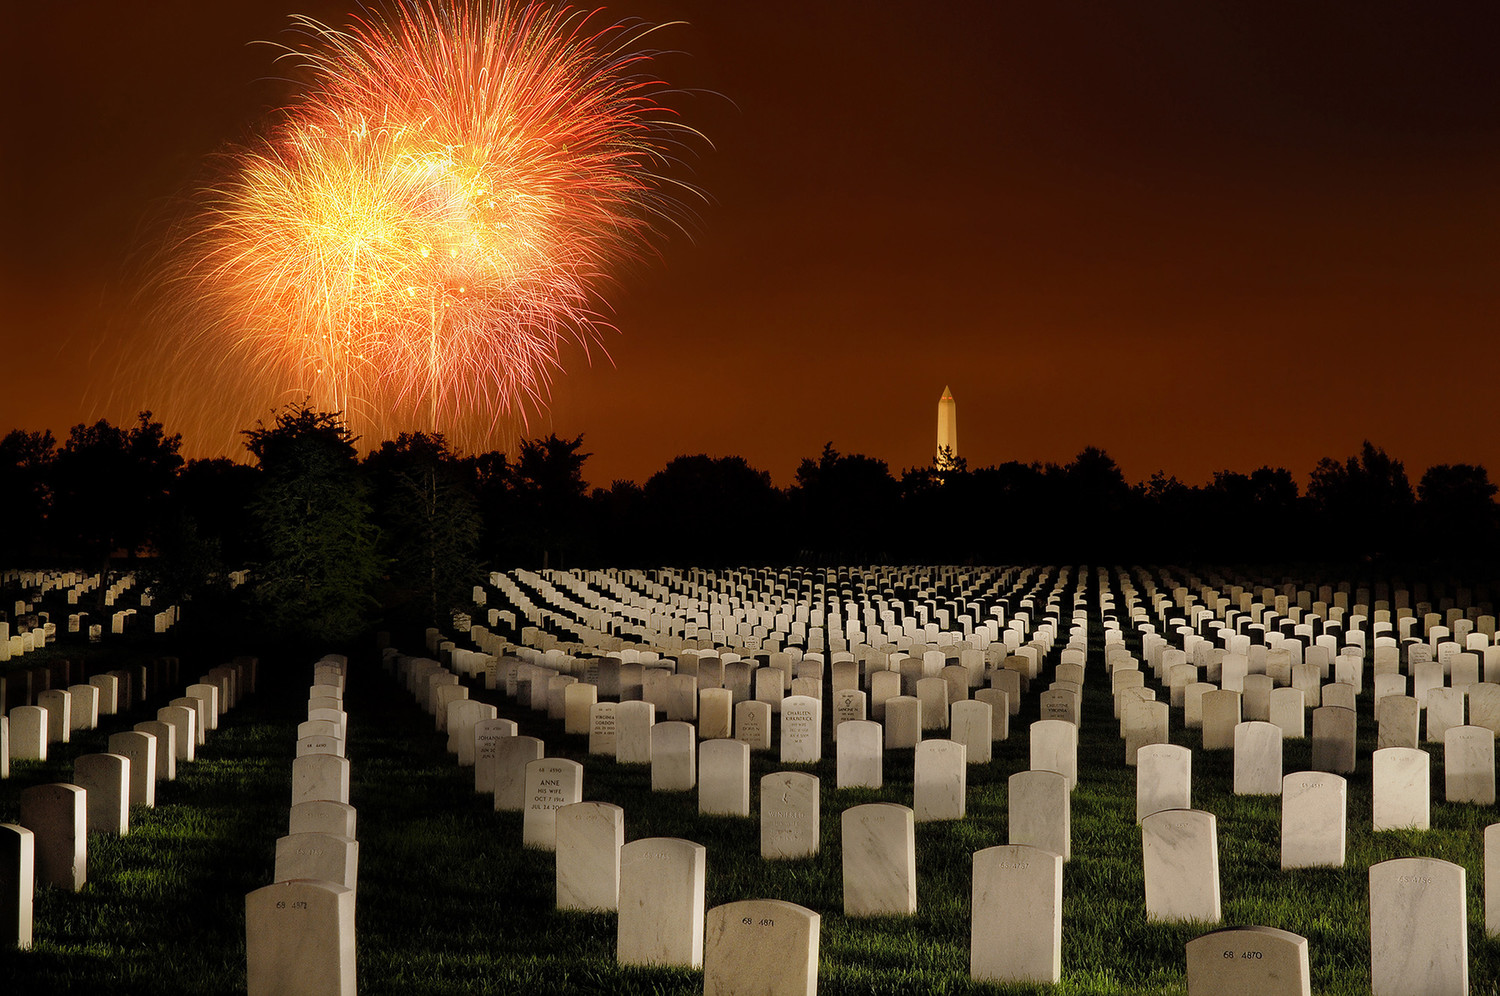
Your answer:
[148,0,698,452]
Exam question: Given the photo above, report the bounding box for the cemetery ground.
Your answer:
[6,628,1500,994]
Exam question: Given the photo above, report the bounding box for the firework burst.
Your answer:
[145,0,698,452]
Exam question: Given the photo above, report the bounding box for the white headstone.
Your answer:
[779,695,822,764]
[493,736,545,812]
[1201,690,1241,751]
[1486,823,1500,937]
[735,700,772,751]
[703,899,819,996]
[588,702,618,756]
[158,705,196,761]
[244,880,355,996]
[1443,724,1495,804]
[841,803,916,916]
[1029,720,1078,790]
[1376,695,1419,750]
[761,771,819,860]
[1426,686,1466,743]
[1371,746,1429,830]
[19,783,85,891]
[1267,686,1305,739]
[273,832,358,894]
[555,801,624,911]
[836,720,883,790]
[291,753,349,807]
[522,758,583,850]
[106,731,156,808]
[949,699,992,764]
[1309,706,1356,774]
[699,688,734,739]
[1136,743,1192,822]
[883,696,921,749]
[0,823,34,949]
[970,844,1063,984]
[698,739,751,816]
[9,707,45,762]
[289,800,357,839]
[1185,925,1311,996]
[1233,721,1283,796]
[1280,771,1346,869]
[74,753,129,836]
[617,837,706,968]
[1369,857,1466,996]
[616,700,656,764]
[1141,809,1220,922]
[913,739,966,821]
[37,690,70,744]
[1008,768,1070,861]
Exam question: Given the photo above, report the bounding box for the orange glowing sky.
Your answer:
[4,1,1499,490]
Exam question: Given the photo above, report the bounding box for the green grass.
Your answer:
[4,620,1500,994]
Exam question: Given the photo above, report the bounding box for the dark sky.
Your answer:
[4,1,1499,489]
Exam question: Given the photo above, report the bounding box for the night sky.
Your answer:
[4,1,1499,489]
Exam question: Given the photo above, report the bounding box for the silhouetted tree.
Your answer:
[49,413,183,591]
[897,457,984,562]
[244,405,381,643]
[466,449,514,564]
[960,461,1054,561]
[1058,446,1135,561]
[506,434,592,568]
[590,479,649,565]
[792,443,901,562]
[365,432,481,626]
[1308,441,1415,561]
[1207,466,1303,561]
[1417,462,1498,561]
[644,454,787,565]
[0,429,56,563]
[173,457,261,565]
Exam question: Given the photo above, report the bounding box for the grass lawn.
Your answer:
[3,611,1500,994]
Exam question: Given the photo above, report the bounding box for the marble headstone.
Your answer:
[522,758,584,850]
[1280,771,1346,869]
[1369,857,1466,996]
[244,880,355,996]
[1008,768,1070,861]
[836,720,883,790]
[555,801,624,911]
[703,899,819,996]
[1371,746,1429,830]
[1141,809,1220,923]
[913,739,966,822]
[0,823,34,949]
[761,771,820,860]
[19,783,85,891]
[698,739,751,816]
[970,844,1063,985]
[841,803,916,916]
[1185,925,1311,996]
[617,837,707,968]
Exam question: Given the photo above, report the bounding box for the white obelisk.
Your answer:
[936,385,958,469]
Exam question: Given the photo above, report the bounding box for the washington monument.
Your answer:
[936,385,958,469]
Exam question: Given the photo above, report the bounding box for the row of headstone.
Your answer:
[247,654,356,996]
[3,655,255,950]
[471,566,1082,696]
[479,565,1068,658]
[474,567,1494,991]
[388,635,1067,988]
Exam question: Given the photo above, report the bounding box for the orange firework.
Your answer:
[149,0,696,452]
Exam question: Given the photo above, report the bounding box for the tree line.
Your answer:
[0,409,1495,641]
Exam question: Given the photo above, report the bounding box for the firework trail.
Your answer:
[144,0,698,452]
